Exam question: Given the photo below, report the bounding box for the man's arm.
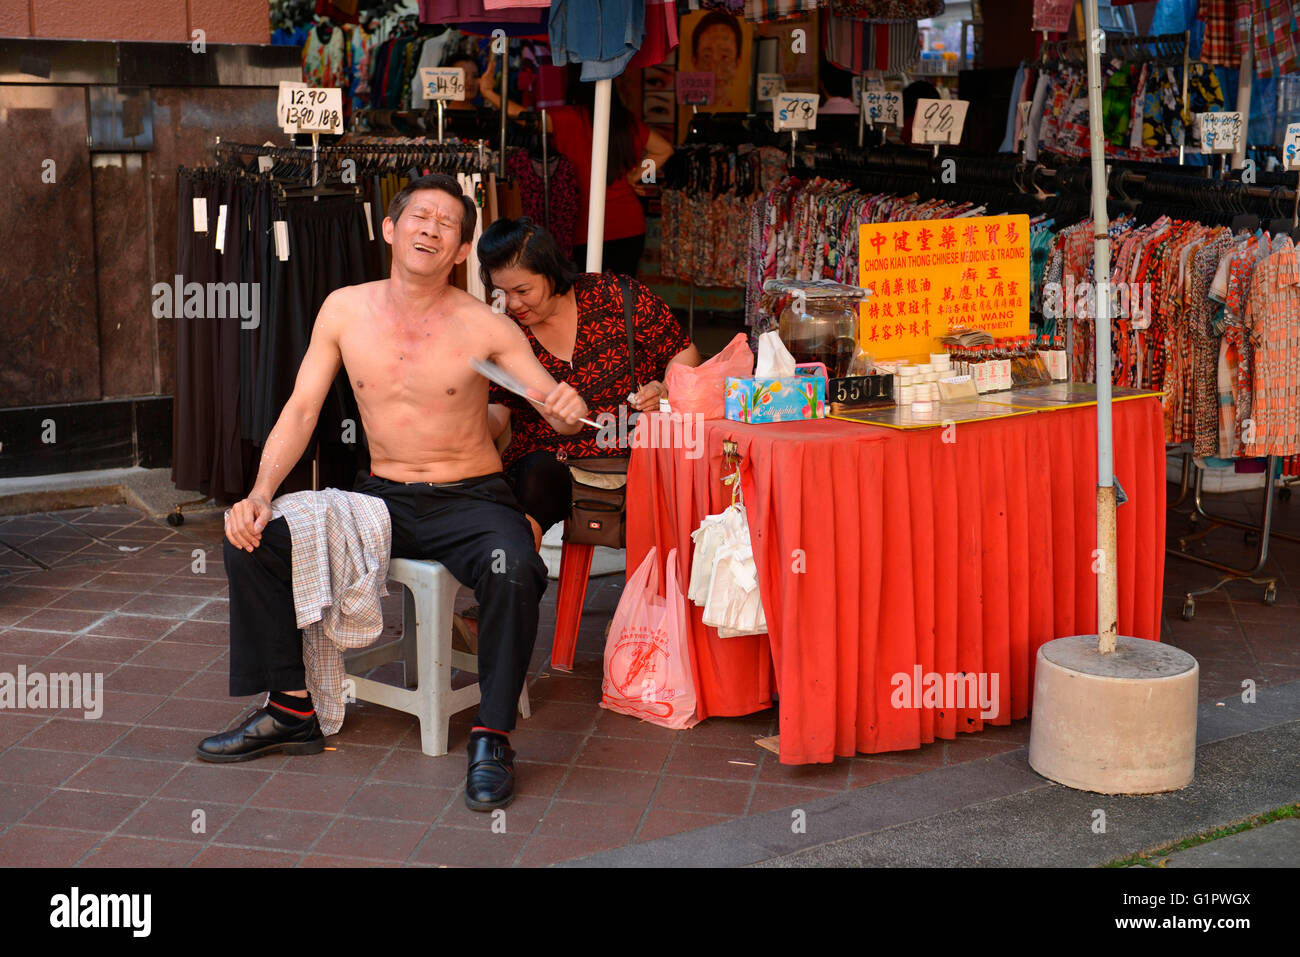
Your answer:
[484,307,588,435]
[225,295,345,550]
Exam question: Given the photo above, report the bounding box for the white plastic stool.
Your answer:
[342,558,530,757]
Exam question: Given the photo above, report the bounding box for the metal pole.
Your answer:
[586,78,612,272]
[437,99,445,144]
[1083,0,1117,654]
[1231,18,1252,171]
[499,46,509,178]
[541,108,551,230]
[1179,30,1190,165]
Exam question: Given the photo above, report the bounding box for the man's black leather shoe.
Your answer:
[195,707,325,763]
[465,731,515,811]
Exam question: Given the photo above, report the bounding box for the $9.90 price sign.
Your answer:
[774,93,818,131]
[1285,122,1300,170]
[279,84,343,134]
[911,98,968,145]
[420,67,466,101]
[1199,111,1242,154]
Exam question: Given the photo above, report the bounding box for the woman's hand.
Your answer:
[630,380,666,413]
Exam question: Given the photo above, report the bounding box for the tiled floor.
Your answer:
[0,483,1296,867]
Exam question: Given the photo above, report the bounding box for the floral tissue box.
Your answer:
[723,372,827,424]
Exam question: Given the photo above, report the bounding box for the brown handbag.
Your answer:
[561,275,638,549]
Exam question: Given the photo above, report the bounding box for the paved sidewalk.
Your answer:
[0,481,1297,866]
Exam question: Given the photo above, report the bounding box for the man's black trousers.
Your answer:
[223,472,548,733]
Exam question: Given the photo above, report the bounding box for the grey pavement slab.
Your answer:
[1165,818,1300,868]
[561,680,1300,868]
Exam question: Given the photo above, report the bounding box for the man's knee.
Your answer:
[480,540,547,595]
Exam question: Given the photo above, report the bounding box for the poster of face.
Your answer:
[679,9,754,115]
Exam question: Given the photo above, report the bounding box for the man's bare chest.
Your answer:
[340,318,484,410]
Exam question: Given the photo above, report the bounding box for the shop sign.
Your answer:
[676,72,715,106]
[1033,0,1073,32]
[420,67,466,101]
[773,92,818,131]
[911,98,968,145]
[1198,111,1242,154]
[857,215,1032,360]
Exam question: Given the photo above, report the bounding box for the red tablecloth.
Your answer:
[626,397,1166,764]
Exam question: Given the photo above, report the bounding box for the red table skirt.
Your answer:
[626,397,1167,764]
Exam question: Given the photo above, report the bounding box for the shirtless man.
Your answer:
[195,174,588,811]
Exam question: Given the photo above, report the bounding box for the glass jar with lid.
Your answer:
[764,279,871,378]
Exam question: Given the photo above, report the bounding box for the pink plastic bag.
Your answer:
[665,333,755,420]
[601,547,699,729]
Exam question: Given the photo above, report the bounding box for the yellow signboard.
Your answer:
[857,214,1031,360]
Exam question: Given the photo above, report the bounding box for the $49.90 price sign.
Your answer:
[278,83,343,134]
[1199,111,1242,154]
[911,98,968,145]
[420,67,466,101]
[774,93,818,131]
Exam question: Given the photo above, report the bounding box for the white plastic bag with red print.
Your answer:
[601,546,699,729]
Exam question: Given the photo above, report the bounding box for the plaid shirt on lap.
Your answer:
[273,489,392,736]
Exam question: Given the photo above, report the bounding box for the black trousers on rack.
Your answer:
[224,471,548,734]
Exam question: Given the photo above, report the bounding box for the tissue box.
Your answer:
[724,373,827,423]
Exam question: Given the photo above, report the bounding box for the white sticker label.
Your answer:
[863,90,902,128]
[1017,100,1032,143]
[757,73,785,102]
[420,67,466,101]
[257,155,273,173]
[773,93,818,131]
[280,86,343,134]
[1199,111,1243,154]
[912,98,969,145]
[192,197,208,233]
[363,201,375,241]
[1285,122,1300,170]
[214,204,228,253]
[273,220,289,261]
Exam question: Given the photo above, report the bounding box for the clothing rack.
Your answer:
[1038,31,1187,67]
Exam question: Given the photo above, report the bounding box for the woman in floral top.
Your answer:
[478,218,701,547]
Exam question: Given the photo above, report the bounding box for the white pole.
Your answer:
[1083,0,1117,655]
[1231,20,1253,171]
[586,78,612,273]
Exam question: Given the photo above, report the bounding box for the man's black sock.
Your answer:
[267,691,315,724]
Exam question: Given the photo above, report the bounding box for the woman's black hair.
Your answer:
[568,66,640,185]
[477,217,578,297]
[444,52,479,72]
[690,10,742,61]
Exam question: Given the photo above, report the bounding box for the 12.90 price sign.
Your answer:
[774,93,818,131]
[280,86,343,134]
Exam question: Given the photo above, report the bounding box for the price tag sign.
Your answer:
[911,98,968,145]
[277,81,307,133]
[757,73,785,102]
[863,90,902,127]
[1284,122,1300,170]
[420,67,466,101]
[774,92,818,131]
[1199,111,1242,154]
[279,85,343,135]
[676,72,715,106]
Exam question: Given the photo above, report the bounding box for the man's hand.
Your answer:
[225,495,273,552]
[527,381,588,434]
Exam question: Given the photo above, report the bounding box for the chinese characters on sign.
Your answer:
[857,215,1032,360]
